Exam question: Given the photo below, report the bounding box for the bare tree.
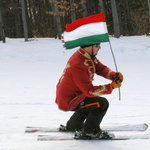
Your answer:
[0,6,5,43]
[148,0,150,23]
[93,0,100,14]
[11,0,22,38]
[70,0,76,22]
[51,0,62,39]
[124,0,133,35]
[21,0,28,41]
[1,0,150,38]
[98,0,104,13]
[25,0,33,38]
[111,0,120,38]
[81,0,88,17]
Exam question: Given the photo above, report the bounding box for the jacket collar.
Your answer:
[78,48,91,59]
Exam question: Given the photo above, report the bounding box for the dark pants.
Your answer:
[66,96,109,133]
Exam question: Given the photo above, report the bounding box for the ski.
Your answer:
[37,135,129,141]
[25,123,148,133]
[37,133,150,141]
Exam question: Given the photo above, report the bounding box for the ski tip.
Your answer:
[144,123,148,130]
[25,130,38,133]
[25,126,38,133]
[25,126,33,128]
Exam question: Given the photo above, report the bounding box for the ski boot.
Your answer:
[58,124,68,132]
[74,129,115,140]
[98,130,115,139]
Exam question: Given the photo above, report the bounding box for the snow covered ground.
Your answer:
[0,36,150,150]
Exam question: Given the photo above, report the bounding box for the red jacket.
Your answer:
[55,48,115,111]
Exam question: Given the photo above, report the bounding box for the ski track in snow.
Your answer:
[0,36,150,150]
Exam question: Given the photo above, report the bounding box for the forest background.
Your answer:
[0,0,150,42]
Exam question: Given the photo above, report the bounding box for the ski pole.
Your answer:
[109,41,121,100]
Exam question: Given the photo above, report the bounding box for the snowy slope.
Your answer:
[0,36,150,150]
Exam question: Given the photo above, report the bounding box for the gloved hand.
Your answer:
[110,72,123,89]
[112,72,123,82]
[110,80,122,89]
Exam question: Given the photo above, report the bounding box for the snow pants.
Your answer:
[66,96,109,133]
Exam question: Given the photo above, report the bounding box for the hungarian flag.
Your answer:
[61,12,109,49]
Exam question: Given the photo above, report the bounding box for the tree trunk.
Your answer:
[31,0,38,31]
[50,2,57,39]
[69,0,76,22]
[13,6,22,38]
[52,0,62,39]
[98,0,104,13]
[124,0,133,35]
[11,0,21,38]
[110,0,120,38]
[148,0,150,23]
[21,0,28,41]
[27,0,33,38]
[81,0,88,17]
[0,8,5,43]
[93,0,100,14]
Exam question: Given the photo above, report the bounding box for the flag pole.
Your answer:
[109,41,121,100]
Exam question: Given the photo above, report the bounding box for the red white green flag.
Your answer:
[61,12,109,49]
